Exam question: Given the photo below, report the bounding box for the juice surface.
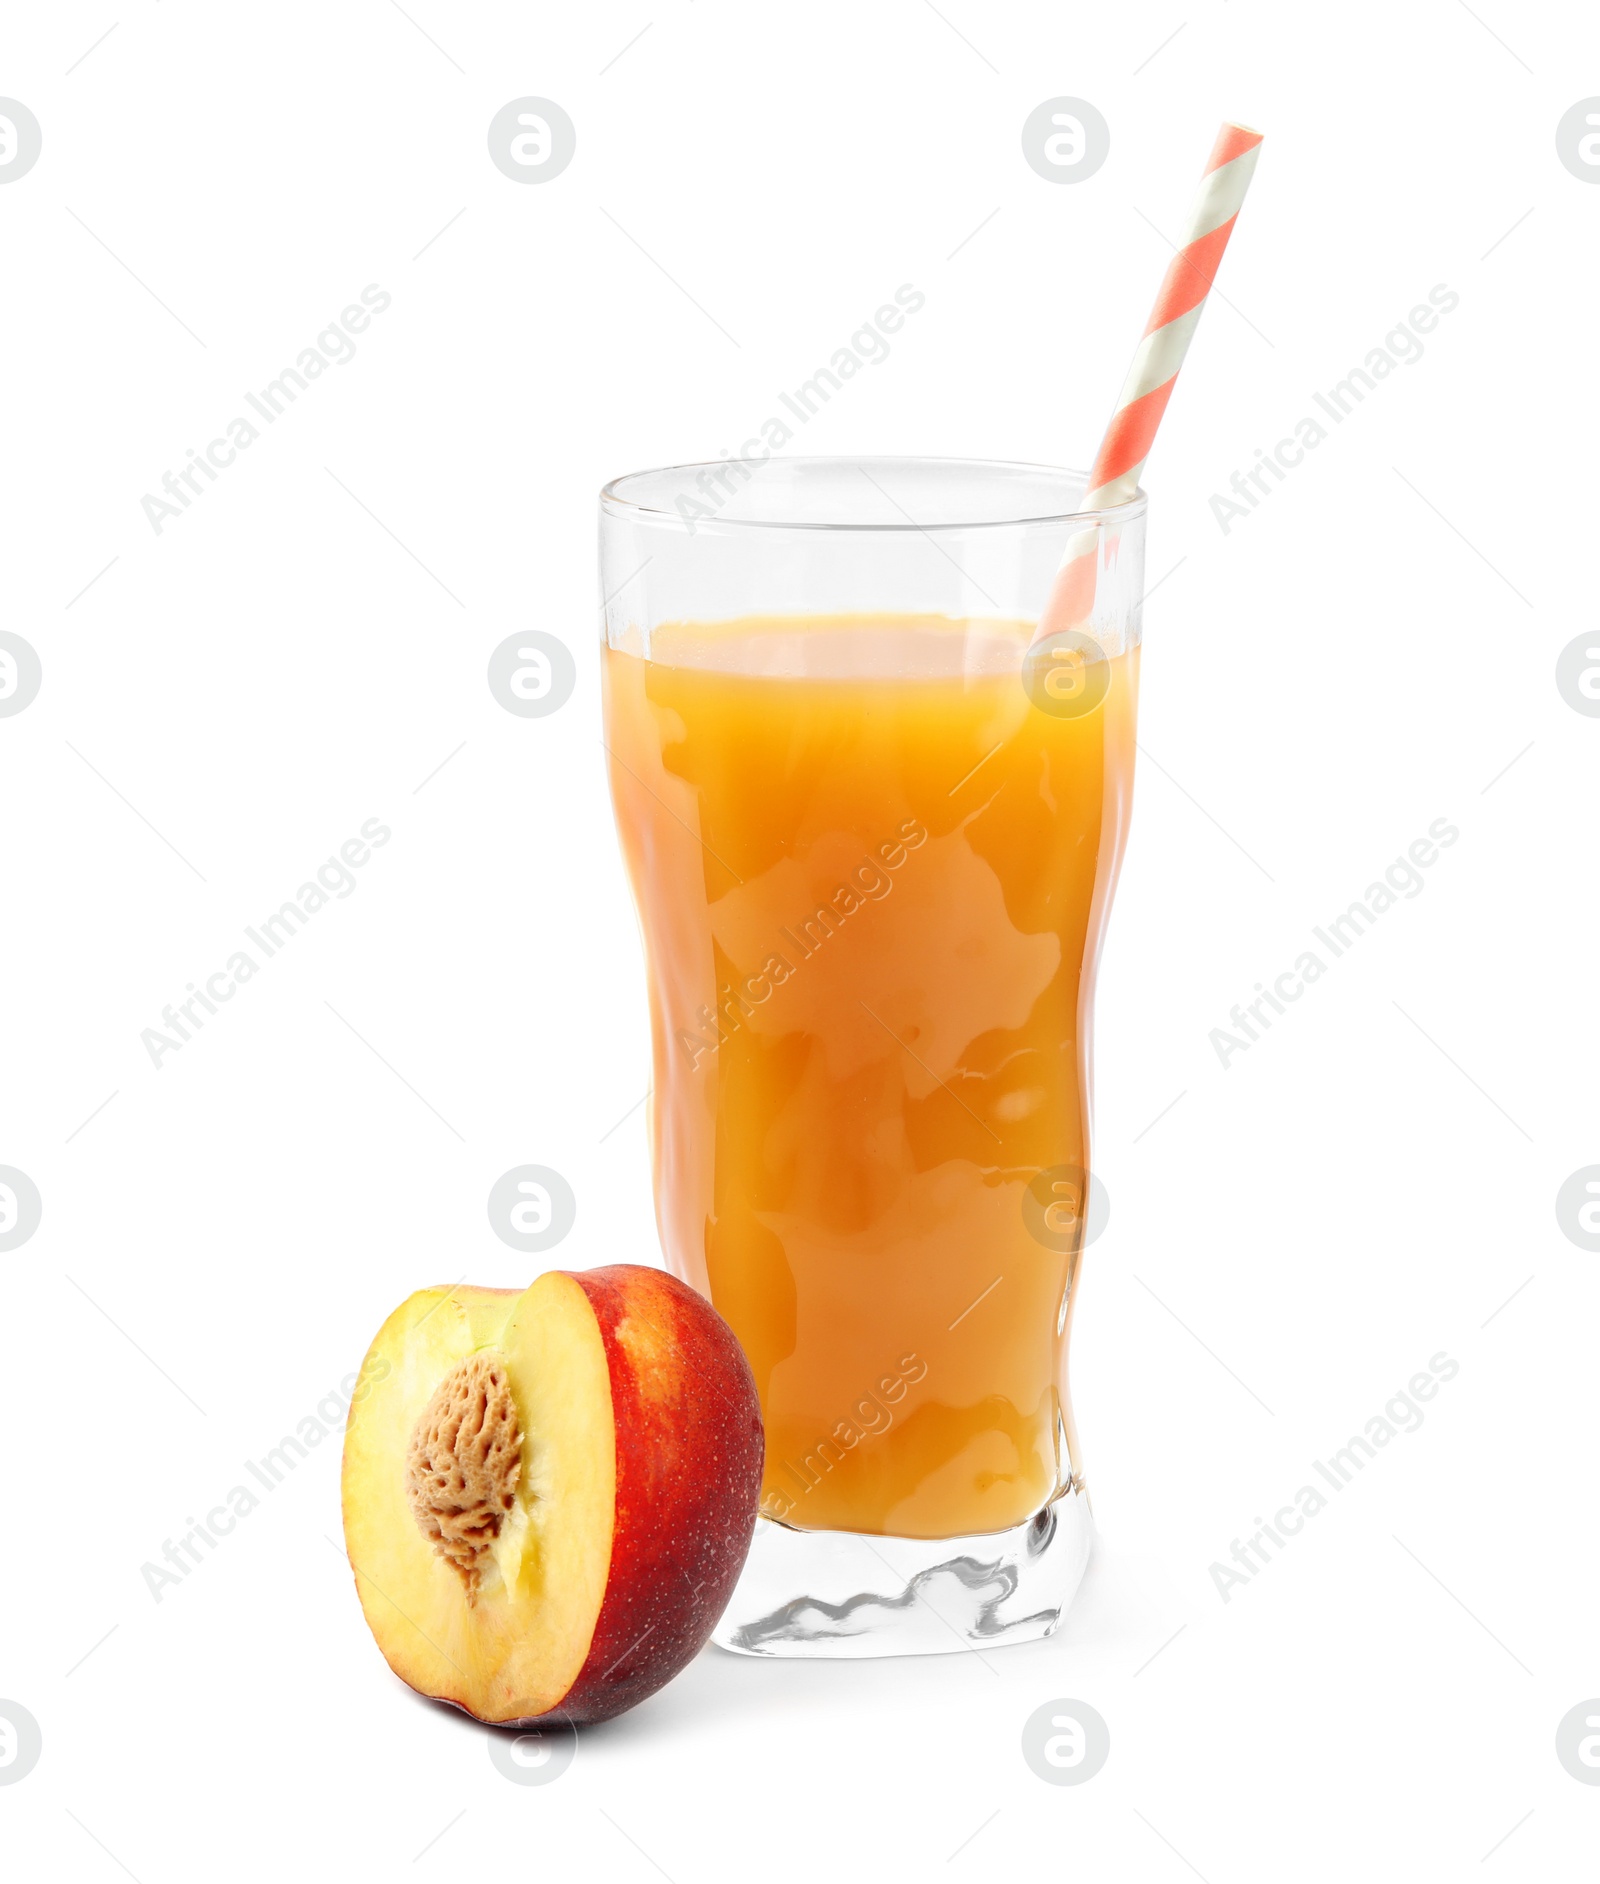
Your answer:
[604,614,1138,1538]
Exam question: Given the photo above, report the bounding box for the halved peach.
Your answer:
[340,1265,763,1725]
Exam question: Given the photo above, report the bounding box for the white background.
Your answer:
[3,3,1596,1878]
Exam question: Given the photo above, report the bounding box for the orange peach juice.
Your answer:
[604,614,1138,1538]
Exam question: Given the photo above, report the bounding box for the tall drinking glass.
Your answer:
[600,458,1144,1655]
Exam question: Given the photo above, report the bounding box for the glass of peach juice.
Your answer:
[601,458,1144,1656]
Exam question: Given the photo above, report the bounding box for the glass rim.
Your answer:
[599,454,1148,534]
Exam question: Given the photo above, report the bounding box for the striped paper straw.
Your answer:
[1036,121,1263,638]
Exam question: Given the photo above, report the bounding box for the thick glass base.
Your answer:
[713,1485,1093,1658]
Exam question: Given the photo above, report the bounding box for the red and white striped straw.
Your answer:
[1036,121,1263,638]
